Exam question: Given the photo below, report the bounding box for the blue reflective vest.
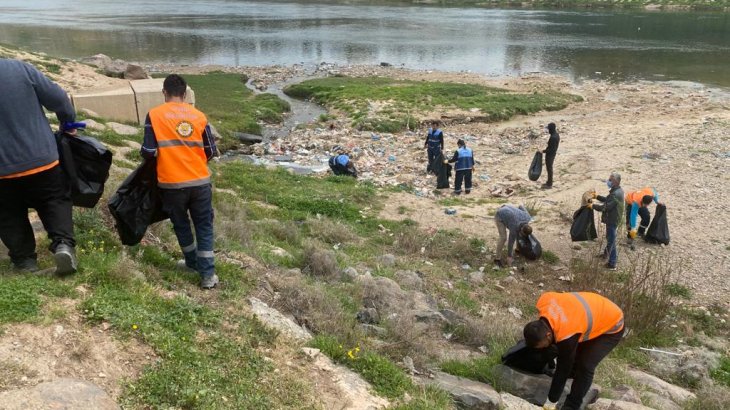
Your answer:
[427,128,443,150]
[455,147,474,171]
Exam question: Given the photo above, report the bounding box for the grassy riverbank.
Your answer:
[285,76,582,132]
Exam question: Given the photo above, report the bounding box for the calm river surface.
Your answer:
[1,0,728,86]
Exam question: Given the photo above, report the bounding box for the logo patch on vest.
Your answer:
[175,121,194,138]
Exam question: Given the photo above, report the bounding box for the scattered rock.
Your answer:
[123,64,149,80]
[646,346,721,387]
[81,54,112,69]
[301,347,321,359]
[107,122,139,136]
[423,371,502,410]
[507,307,523,319]
[249,297,312,342]
[627,369,696,404]
[468,271,485,285]
[356,307,380,324]
[394,270,423,291]
[79,108,100,117]
[311,352,390,409]
[359,324,387,337]
[494,365,599,408]
[639,391,682,410]
[269,246,293,259]
[503,276,519,286]
[234,132,264,144]
[0,378,119,410]
[588,398,655,410]
[607,385,641,404]
[377,253,396,267]
[83,119,106,131]
[342,267,360,280]
[500,392,541,409]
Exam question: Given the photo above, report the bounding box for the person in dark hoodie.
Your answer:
[0,59,79,275]
[542,122,560,189]
[588,172,625,270]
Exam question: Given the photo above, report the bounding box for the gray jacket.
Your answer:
[495,205,532,256]
[594,186,625,226]
[0,59,75,177]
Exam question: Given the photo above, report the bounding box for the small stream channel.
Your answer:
[224,74,329,174]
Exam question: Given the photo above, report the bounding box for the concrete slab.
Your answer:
[72,84,137,124]
[130,79,195,124]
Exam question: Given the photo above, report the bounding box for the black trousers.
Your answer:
[545,154,555,186]
[454,169,472,193]
[0,165,75,263]
[427,147,440,174]
[563,328,624,410]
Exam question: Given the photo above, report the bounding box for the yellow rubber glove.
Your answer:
[586,202,593,210]
[591,191,598,199]
[629,230,637,239]
[543,400,558,410]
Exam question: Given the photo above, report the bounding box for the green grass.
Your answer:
[284,76,582,132]
[440,356,500,386]
[0,275,75,324]
[310,334,413,399]
[217,162,379,227]
[31,60,62,75]
[665,283,692,299]
[182,73,290,145]
[541,250,560,265]
[712,356,730,387]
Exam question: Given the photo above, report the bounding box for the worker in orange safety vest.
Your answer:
[624,186,660,240]
[523,292,625,410]
[141,74,219,289]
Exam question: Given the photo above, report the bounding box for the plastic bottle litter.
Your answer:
[388,155,396,162]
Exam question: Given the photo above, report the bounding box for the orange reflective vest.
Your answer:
[537,292,624,343]
[148,102,210,189]
[625,187,656,205]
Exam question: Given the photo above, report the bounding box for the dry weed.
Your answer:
[301,242,340,279]
[305,218,356,245]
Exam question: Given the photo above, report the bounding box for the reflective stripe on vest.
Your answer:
[427,129,442,149]
[455,147,474,170]
[571,292,594,341]
[149,102,210,189]
[537,291,624,343]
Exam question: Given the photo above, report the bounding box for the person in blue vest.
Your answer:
[329,153,357,178]
[423,120,444,175]
[447,139,474,195]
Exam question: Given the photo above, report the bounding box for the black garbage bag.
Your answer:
[528,151,542,181]
[434,152,451,189]
[108,159,168,246]
[517,233,542,260]
[56,131,113,208]
[502,339,557,376]
[645,203,670,245]
[571,206,598,241]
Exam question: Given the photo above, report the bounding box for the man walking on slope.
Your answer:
[141,74,219,289]
[0,59,80,275]
[588,172,625,270]
[542,122,560,189]
[523,291,624,410]
[447,139,474,195]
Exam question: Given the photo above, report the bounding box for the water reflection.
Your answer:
[0,1,728,86]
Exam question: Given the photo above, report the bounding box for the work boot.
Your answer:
[54,244,77,276]
[605,263,617,271]
[541,183,553,189]
[176,259,197,273]
[13,258,39,273]
[465,190,471,194]
[200,274,219,290]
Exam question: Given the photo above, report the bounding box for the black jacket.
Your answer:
[544,131,560,158]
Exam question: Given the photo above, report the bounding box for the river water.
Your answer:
[1,0,728,86]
